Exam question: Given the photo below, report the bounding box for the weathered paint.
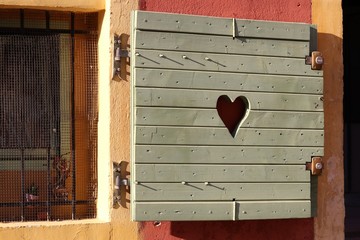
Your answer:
[137,0,342,239]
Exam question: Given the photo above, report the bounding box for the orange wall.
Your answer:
[312,1,344,239]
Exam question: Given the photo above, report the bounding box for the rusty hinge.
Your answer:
[305,51,324,70]
[306,156,323,176]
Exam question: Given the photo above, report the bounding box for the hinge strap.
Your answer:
[306,156,323,176]
[113,34,130,80]
[113,161,129,207]
[305,51,324,70]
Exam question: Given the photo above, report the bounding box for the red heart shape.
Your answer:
[216,95,249,137]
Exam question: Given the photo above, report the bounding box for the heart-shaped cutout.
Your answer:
[216,95,250,137]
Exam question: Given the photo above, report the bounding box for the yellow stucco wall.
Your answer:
[0,0,140,239]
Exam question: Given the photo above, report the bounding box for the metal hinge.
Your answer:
[113,161,129,207]
[305,51,324,70]
[306,156,323,176]
[113,34,130,80]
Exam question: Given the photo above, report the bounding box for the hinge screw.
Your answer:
[315,56,324,65]
[315,162,323,170]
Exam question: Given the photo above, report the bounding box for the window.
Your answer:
[0,9,98,222]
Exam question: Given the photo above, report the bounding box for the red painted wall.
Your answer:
[139,0,311,23]
[140,219,314,240]
[138,1,313,239]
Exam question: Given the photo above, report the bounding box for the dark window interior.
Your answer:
[0,35,60,149]
[343,0,360,237]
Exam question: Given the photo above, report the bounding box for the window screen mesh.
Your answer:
[0,10,98,222]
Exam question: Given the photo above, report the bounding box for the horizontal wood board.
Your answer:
[135,182,310,201]
[136,108,324,129]
[136,88,323,111]
[135,69,323,94]
[135,146,323,164]
[135,164,309,182]
[134,50,322,77]
[135,31,310,58]
[136,127,324,146]
[133,11,312,40]
[133,201,311,221]
[131,10,323,221]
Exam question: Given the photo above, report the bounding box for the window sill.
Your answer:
[0,218,109,228]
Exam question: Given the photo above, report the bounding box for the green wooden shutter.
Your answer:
[130,10,323,221]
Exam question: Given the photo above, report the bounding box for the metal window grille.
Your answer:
[0,9,98,222]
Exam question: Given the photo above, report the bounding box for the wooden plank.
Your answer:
[133,201,311,221]
[136,88,323,111]
[135,146,324,164]
[135,69,323,94]
[135,31,309,58]
[133,202,234,221]
[133,10,311,41]
[135,183,310,201]
[136,127,324,146]
[135,164,309,182]
[134,50,322,77]
[136,108,324,129]
[236,200,311,220]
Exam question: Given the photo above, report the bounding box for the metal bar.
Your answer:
[46,11,50,30]
[0,200,94,207]
[0,9,96,35]
[20,9,24,29]
[47,148,51,220]
[20,149,25,221]
[70,12,76,220]
[0,28,95,35]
